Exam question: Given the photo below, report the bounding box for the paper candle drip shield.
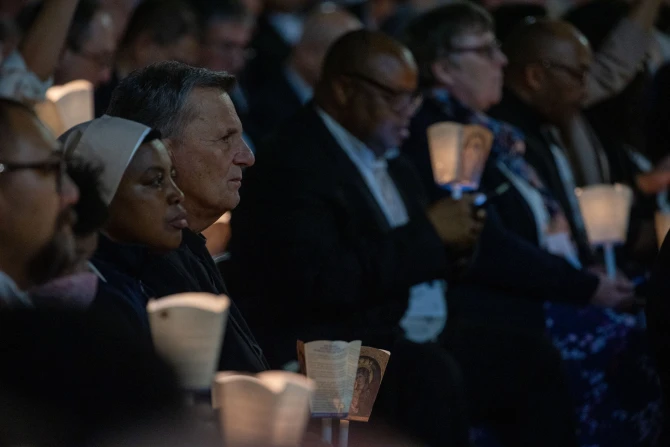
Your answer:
[35,80,94,136]
[575,184,633,246]
[147,292,230,391]
[212,371,316,447]
[656,212,670,248]
[427,122,493,191]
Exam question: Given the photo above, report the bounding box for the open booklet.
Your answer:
[212,371,315,447]
[147,292,230,390]
[297,341,391,420]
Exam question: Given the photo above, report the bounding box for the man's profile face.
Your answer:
[168,87,255,229]
[57,11,117,87]
[341,51,421,155]
[536,33,591,123]
[0,107,79,287]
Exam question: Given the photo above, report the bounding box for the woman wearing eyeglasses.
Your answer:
[60,115,187,341]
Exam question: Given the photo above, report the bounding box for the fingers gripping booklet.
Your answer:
[147,292,230,391]
[297,341,390,421]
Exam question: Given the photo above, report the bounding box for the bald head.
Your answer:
[315,29,420,155]
[320,29,416,85]
[291,5,362,86]
[503,18,592,124]
[504,19,589,79]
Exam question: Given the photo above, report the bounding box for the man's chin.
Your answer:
[27,232,77,286]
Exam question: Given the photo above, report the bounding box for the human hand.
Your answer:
[590,273,635,310]
[427,195,486,252]
[636,169,670,194]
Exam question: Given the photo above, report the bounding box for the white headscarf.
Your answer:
[59,115,153,205]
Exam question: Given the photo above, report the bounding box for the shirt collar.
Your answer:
[0,271,33,308]
[316,107,398,168]
[284,65,313,104]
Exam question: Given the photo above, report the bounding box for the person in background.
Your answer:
[489,19,661,443]
[60,116,187,341]
[95,0,200,116]
[226,29,580,447]
[30,158,109,308]
[0,98,79,306]
[194,0,257,148]
[248,4,361,142]
[106,61,268,373]
[0,0,79,104]
[243,0,313,91]
[99,0,139,41]
[16,0,117,89]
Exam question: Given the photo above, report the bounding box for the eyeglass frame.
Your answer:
[0,156,67,194]
[341,72,423,114]
[442,39,503,60]
[538,60,589,84]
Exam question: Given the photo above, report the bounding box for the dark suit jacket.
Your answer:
[401,98,598,326]
[647,235,670,446]
[489,89,595,264]
[248,68,303,143]
[140,229,269,373]
[225,104,450,368]
[243,13,293,91]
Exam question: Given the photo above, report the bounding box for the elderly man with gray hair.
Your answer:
[105,61,267,373]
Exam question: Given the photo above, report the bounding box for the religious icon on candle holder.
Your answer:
[428,122,493,193]
[347,348,390,422]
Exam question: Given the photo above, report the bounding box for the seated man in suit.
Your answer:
[106,61,269,373]
[227,29,580,447]
[248,5,362,141]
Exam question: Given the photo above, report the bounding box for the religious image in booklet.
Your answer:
[347,346,391,422]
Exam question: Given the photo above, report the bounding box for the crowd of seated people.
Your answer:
[3,0,670,446]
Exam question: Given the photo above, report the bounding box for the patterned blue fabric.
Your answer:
[431,89,563,218]
[472,304,661,446]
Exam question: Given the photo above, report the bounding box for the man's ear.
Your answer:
[331,78,351,107]
[525,64,545,92]
[431,59,455,87]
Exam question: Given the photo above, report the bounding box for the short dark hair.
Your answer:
[16,0,101,53]
[119,0,200,51]
[404,2,493,88]
[106,61,236,140]
[0,98,40,158]
[66,158,108,236]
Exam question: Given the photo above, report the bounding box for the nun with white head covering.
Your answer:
[59,115,187,339]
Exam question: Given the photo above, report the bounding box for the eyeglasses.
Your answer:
[540,60,588,84]
[343,72,423,114]
[0,157,67,193]
[446,40,502,60]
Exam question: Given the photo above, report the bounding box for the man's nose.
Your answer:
[235,139,255,167]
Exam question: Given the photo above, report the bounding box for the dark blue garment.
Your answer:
[91,234,155,344]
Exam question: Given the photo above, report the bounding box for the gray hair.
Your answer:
[106,61,236,140]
